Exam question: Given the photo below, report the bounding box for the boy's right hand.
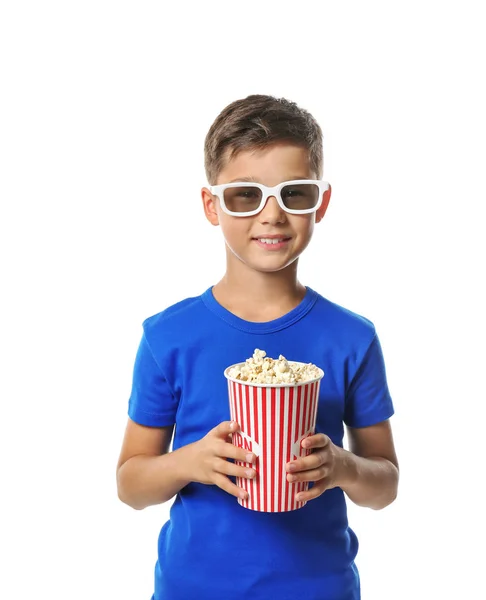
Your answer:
[187,420,256,500]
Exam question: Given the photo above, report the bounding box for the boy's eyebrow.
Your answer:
[228,176,258,183]
[227,176,312,184]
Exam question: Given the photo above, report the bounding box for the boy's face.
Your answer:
[201,143,331,275]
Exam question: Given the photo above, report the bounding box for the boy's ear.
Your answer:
[201,187,220,226]
[315,184,332,224]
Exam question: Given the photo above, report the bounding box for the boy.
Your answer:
[116,94,399,600]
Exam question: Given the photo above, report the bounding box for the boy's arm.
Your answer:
[116,419,185,510]
[116,418,256,510]
[286,419,399,510]
[337,419,399,509]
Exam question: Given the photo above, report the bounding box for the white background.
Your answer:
[1,1,485,598]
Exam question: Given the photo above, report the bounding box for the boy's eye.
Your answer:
[281,183,319,209]
[237,190,259,199]
[283,188,304,198]
[224,186,263,213]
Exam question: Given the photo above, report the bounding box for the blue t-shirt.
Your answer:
[128,286,394,600]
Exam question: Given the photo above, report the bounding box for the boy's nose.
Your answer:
[258,195,286,223]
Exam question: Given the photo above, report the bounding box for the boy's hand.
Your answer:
[188,421,256,500]
[285,433,346,502]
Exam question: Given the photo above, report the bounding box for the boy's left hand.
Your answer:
[286,433,345,502]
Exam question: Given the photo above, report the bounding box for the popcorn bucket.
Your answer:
[224,364,324,512]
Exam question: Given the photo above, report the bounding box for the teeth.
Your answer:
[259,238,285,244]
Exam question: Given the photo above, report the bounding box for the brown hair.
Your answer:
[204,94,323,184]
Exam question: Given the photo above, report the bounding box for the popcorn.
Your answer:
[228,349,322,384]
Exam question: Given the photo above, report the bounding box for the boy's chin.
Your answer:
[246,256,301,274]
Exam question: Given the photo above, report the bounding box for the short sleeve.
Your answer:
[344,333,394,428]
[128,332,179,427]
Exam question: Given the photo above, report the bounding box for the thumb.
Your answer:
[213,420,240,438]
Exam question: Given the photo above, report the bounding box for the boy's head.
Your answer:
[204,94,323,185]
[201,95,331,276]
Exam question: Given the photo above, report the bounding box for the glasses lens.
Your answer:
[281,183,320,211]
[223,186,263,213]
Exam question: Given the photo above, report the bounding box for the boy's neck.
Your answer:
[212,265,307,323]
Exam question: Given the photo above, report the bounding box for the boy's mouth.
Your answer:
[252,235,292,249]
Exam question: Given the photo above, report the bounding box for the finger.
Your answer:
[295,480,329,502]
[212,420,240,438]
[287,465,328,483]
[286,449,326,473]
[217,438,256,465]
[301,433,330,450]
[213,473,248,500]
[215,457,256,480]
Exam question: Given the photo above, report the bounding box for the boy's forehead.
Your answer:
[217,143,314,184]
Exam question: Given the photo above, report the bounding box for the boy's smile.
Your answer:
[252,234,292,251]
[202,143,331,276]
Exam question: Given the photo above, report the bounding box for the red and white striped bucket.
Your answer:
[224,364,323,512]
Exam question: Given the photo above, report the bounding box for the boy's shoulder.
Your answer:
[311,288,377,338]
[139,286,378,347]
[142,292,206,334]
